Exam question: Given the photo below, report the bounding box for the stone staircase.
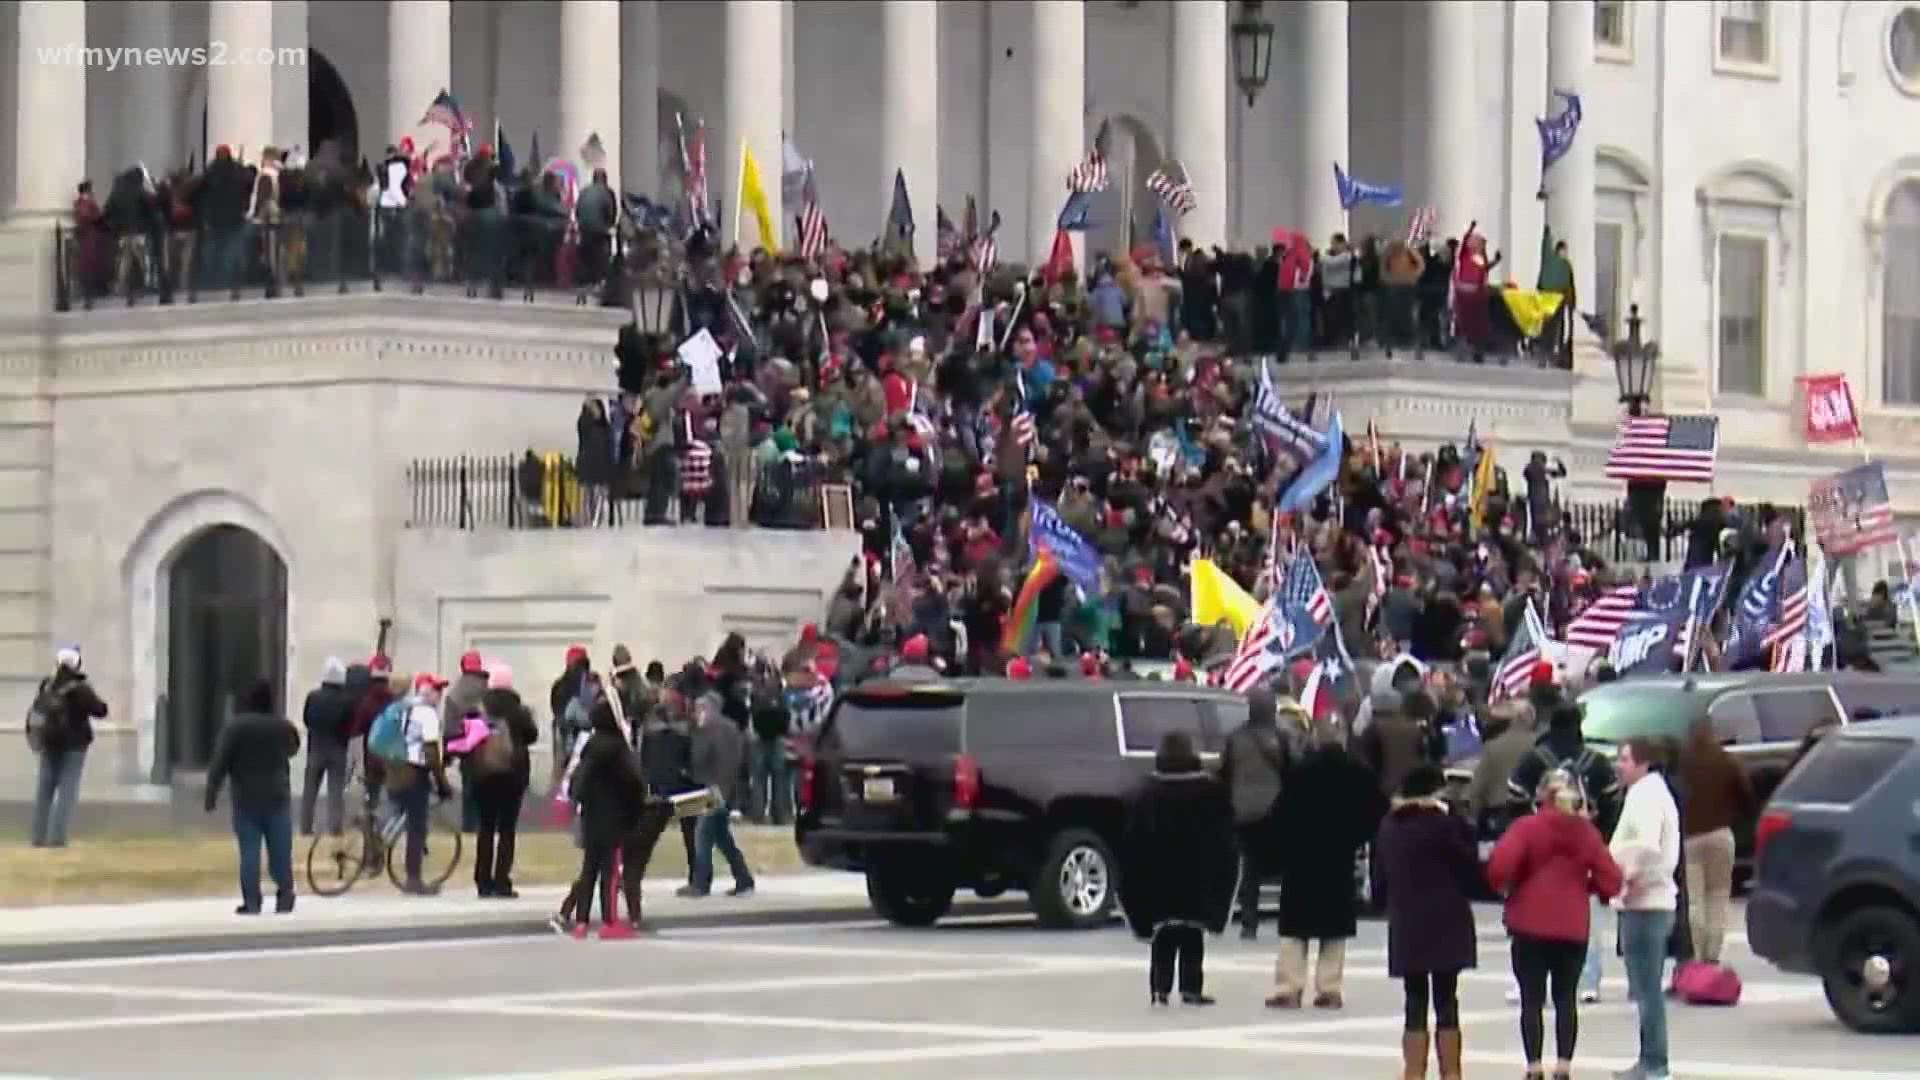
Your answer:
[1866,622,1920,673]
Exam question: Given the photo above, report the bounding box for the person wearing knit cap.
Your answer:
[1374,764,1480,1080]
[473,663,539,899]
[299,657,357,837]
[892,635,941,683]
[28,645,109,848]
[549,646,594,792]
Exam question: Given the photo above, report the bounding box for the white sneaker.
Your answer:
[1580,988,1602,1004]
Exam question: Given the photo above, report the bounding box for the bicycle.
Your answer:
[306,754,464,896]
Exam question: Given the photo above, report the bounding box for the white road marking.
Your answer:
[0,1004,368,1037]
[0,932,534,974]
[477,964,1085,1005]
[465,1038,1089,1080]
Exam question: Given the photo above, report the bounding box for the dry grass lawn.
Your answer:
[0,826,805,907]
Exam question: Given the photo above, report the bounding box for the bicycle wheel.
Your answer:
[387,798,464,893]
[306,822,370,897]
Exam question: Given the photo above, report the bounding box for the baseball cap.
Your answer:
[459,650,485,675]
[413,672,449,694]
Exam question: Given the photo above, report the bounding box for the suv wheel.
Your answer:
[1031,828,1116,930]
[865,863,955,928]
[1819,905,1920,1034]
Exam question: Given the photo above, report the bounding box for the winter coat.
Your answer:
[1219,719,1293,826]
[479,687,539,789]
[301,682,357,747]
[1357,698,1439,799]
[1275,746,1386,940]
[204,710,301,813]
[1119,769,1239,939]
[572,726,647,844]
[1487,807,1623,943]
[1374,798,1480,976]
[31,671,109,754]
[638,716,697,797]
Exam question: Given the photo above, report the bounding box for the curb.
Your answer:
[0,898,1030,967]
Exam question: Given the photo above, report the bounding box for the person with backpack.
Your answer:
[1486,768,1624,1080]
[1220,686,1296,941]
[203,680,302,915]
[549,646,592,793]
[299,658,356,837]
[447,651,490,835]
[26,646,110,848]
[369,673,454,894]
[1507,697,1622,1004]
[471,664,538,898]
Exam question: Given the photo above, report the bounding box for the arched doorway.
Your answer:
[308,49,359,166]
[160,526,288,775]
[1087,114,1165,264]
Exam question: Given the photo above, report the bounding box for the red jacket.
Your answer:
[1486,808,1624,943]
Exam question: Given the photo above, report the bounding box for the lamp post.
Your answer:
[1610,303,1659,416]
[1230,1,1275,107]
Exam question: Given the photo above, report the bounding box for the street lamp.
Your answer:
[1231,1,1275,107]
[1610,303,1659,416]
[631,266,677,337]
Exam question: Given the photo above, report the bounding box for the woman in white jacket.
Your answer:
[1607,736,1681,1080]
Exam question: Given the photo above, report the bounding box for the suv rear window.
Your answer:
[1773,735,1912,805]
[1119,696,1205,755]
[830,697,963,759]
[1751,688,1842,743]
[1577,686,1702,745]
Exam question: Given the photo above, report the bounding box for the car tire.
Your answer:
[1030,828,1117,930]
[1818,905,1920,1035]
[865,863,955,928]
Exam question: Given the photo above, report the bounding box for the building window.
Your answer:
[1889,8,1920,93]
[1594,222,1625,340]
[1595,1,1631,58]
[1884,182,1920,405]
[1717,233,1768,396]
[1716,0,1771,69]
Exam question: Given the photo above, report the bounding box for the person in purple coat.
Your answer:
[1374,764,1479,1080]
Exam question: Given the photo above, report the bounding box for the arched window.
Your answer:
[1884,181,1920,404]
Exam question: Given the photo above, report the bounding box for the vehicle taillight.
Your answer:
[952,754,981,810]
[1754,809,1791,865]
[797,752,817,812]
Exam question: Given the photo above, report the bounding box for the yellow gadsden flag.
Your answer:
[1500,288,1565,339]
[738,140,779,254]
[1190,558,1262,640]
[1468,438,1498,536]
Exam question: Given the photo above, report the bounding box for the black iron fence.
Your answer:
[407,453,842,532]
[53,210,646,312]
[1555,497,1806,566]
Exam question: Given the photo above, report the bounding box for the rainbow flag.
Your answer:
[1001,555,1060,656]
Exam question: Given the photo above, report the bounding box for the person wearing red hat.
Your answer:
[391,673,453,894]
[447,651,490,833]
[549,647,594,792]
[893,634,941,683]
[1006,656,1033,681]
[1080,652,1103,679]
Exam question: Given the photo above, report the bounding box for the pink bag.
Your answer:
[1673,960,1742,1006]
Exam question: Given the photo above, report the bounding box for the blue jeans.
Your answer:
[1282,291,1312,351]
[689,802,755,894]
[391,771,431,883]
[1581,895,1605,993]
[747,737,790,825]
[1036,621,1065,658]
[232,802,294,910]
[1620,908,1675,1075]
[31,749,86,847]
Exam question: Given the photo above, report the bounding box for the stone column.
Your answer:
[207,0,275,158]
[883,1,939,267]
[559,0,622,183]
[1547,0,1595,302]
[388,1,449,152]
[725,0,784,249]
[122,0,182,174]
[1419,1,1476,235]
[621,0,661,196]
[13,0,87,216]
[1298,0,1348,246]
[1170,0,1227,250]
[1028,0,1084,270]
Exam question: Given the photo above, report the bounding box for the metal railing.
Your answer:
[53,210,643,312]
[406,453,839,531]
[1555,497,1806,566]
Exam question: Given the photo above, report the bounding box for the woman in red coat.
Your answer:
[1487,768,1624,1080]
[1451,223,1501,350]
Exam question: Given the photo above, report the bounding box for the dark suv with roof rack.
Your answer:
[795,678,1248,929]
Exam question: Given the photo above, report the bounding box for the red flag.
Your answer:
[1041,229,1075,285]
[1796,373,1861,444]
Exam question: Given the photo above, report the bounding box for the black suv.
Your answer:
[1748,715,1920,1033]
[795,679,1248,929]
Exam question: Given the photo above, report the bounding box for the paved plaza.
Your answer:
[0,902,1911,1079]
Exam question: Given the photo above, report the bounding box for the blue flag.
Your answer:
[886,168,915,256]
[493,121,516,184]
[1334,163,1402,211]
[1536,90,1583,192]
[1610,562,1730,677]
[1057,190,1095,232]
[1726,543,1798,669]
[1277,411,1344,513]
[1029,501,1103,597]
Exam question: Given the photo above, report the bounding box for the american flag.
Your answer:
[1493,600,1547,700]
[1252,365,1327,471]
[936,206,960,261]
[1406,205,1437,247]
[1808,461,1898,556]
[970,210,1002,274]
[419,90,473,161]
[1764,559,1810,668]
[579,132,607,172]
[1065,119,1112,194]
[1225,546,1331,693]
[1145,165,1196,215]
[1604,415,1719,484]
[796,165,828,259]
[679,115,711,229]
[1565,584,1638,650]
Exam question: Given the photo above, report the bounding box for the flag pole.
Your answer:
[732,138,747,250]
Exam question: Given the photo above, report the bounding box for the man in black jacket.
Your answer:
[205,680,301,914]
[299,658,356,836]
[28,646,110,848]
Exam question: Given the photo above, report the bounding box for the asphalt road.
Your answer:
[0,902,1912,1080]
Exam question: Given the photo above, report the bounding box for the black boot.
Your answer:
[623,881,653,933]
